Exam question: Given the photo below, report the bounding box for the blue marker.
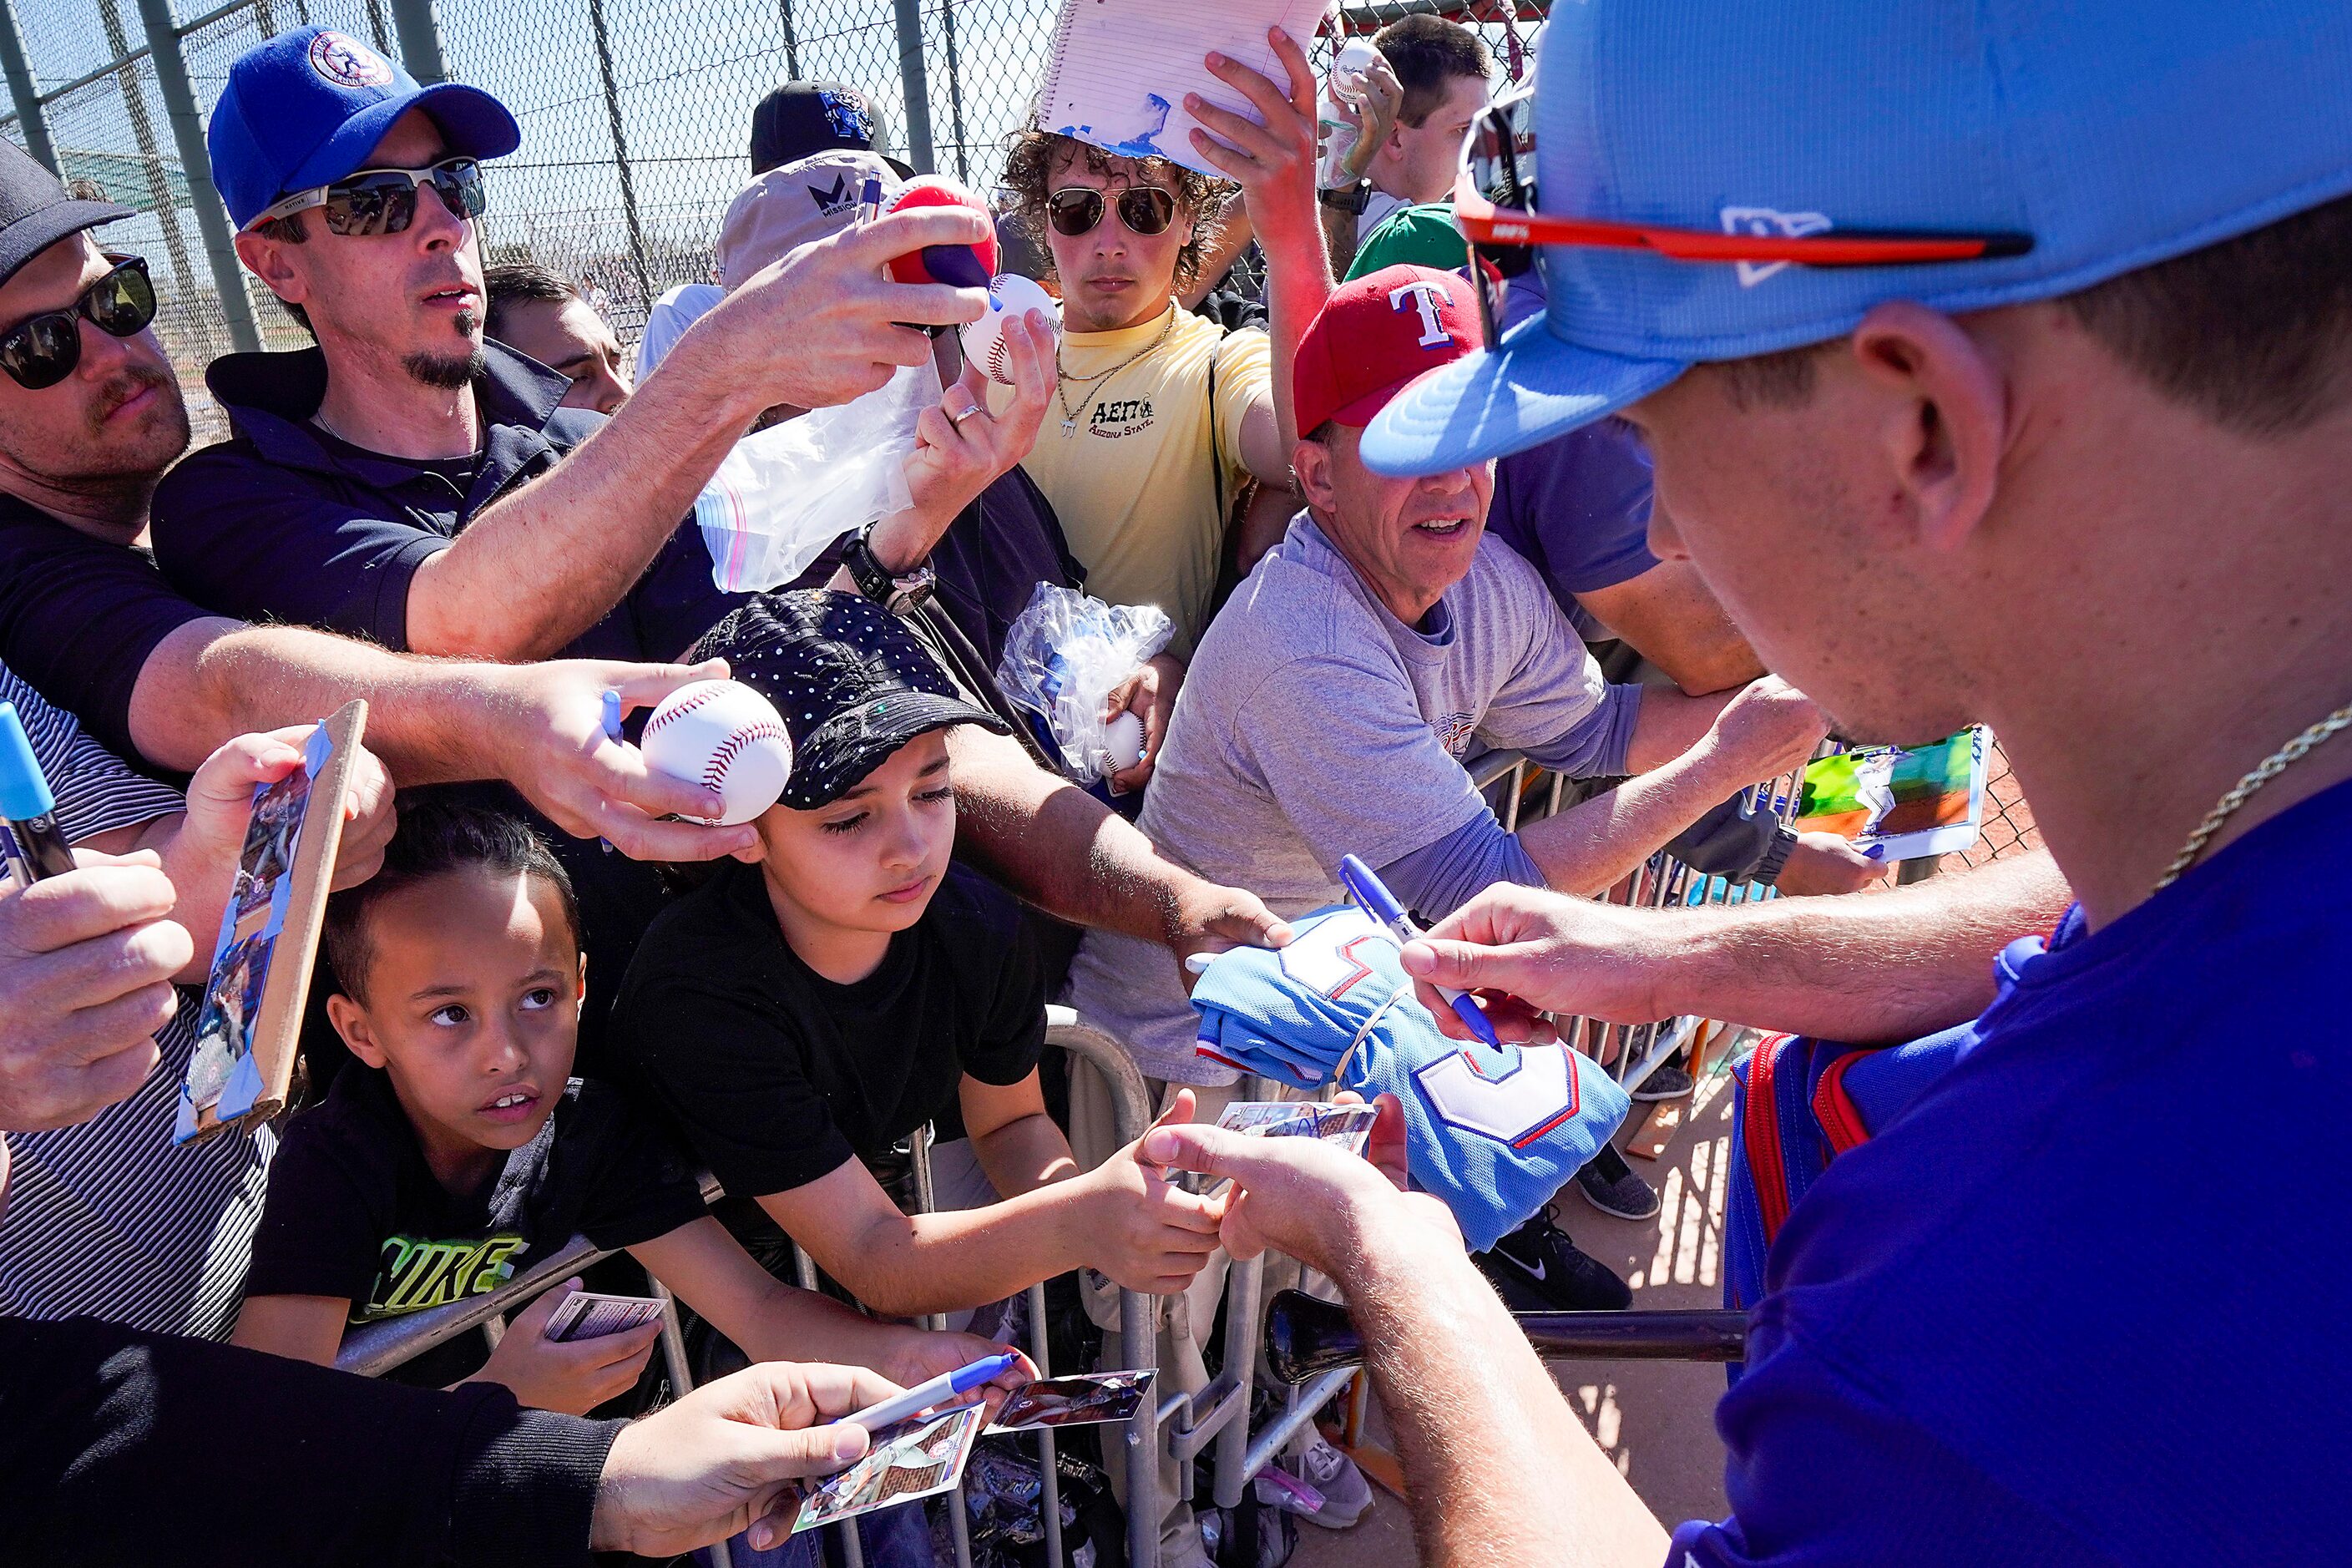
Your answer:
[596,690,625,853]
[1338,853,1507,1055]
[0,702,75,883]
[837,1350,1022,1435]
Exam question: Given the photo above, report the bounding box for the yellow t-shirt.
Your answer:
[999,302,1271,657]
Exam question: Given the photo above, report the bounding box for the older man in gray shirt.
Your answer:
[1066,267,1823,1312]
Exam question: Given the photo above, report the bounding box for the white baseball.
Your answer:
[960,273,1060,386]
[1103,710,1146,775]
[640,680,794,826]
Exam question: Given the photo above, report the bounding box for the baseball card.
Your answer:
[988,1368,1156,1434]
[791,1404,986,1534]
[1217,1100,1379,1156]
[541,1290,666,1343]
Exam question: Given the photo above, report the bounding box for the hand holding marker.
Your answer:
[0,702,75,884]
[832,1350,1023,1441]
[1338,854,1510,1060]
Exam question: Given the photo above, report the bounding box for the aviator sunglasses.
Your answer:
[247,155,488,239]
[1046,184,1179,239]
[0,254,157,391]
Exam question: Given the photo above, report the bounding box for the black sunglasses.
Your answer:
[250,156,488,239]
[1046,185,1178,239]
[0,254,157,391]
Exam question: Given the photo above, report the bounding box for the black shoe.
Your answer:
[1474,1214,1632,1312]
[1629,1065,1694,1103]
[1576,1151,1663,1222]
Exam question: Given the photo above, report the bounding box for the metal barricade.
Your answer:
[336,1007,1164,1568]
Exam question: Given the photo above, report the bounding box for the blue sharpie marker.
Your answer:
[0,702,75,883]
[1338,854,1507,1057]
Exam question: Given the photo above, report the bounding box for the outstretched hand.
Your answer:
[1187,28,1324,249]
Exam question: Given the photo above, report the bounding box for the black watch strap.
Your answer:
[1320,180,1370,215]
[845,524,935,615]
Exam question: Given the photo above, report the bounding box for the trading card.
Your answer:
[1216,1100,1378,1156]
[542,1290,665,1343]
[792,1404,986,1534]
[988,1368,1156,1433]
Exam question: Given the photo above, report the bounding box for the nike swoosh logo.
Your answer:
[1501,1252,1546,1282]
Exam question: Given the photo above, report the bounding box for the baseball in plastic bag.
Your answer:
[692,357,938,594]
[994,581,1174,783]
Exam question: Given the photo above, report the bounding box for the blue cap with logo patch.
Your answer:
[208,27,521,230]
[1363,0,2352,477]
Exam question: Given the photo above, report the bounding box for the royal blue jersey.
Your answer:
[1674,778,2352,1565]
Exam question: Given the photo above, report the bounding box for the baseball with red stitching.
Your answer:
[960,273,1060,387]
[641,679,794,826]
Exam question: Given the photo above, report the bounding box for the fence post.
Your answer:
[939,0,968,182]
[891,0,934,175]
[584,0,654,307]
[775,0,798,79]
[0,0,56,174]
[126,0,264,354]
[386,0,446,84]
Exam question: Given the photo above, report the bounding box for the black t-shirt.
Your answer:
[0,494,214,764]
[609,859,1049,1200]
[242,1067,707,1387]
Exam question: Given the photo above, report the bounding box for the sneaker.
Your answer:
[1577,1156,1663,1222]
[1255,1436,1372,1530]
[1629,1065,1695,1103]
[1474,1213,1632,1311]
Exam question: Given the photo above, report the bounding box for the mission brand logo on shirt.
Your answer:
[1088,397,1154,438]
[808,171,857,216]
[355,1230,528,1322]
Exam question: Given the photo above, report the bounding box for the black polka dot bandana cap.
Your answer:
[689,589,1011,809]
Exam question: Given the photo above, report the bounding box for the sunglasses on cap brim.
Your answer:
[248,155,488,238]
[1452,88,2033,349]
[1046,185,1179,238]
[0,253,158,392]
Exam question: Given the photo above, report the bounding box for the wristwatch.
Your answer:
[843,522,936,615]
[1319,179,1371,215]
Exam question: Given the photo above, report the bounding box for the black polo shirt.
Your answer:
[0,496,216,765]
[148,341,740,663]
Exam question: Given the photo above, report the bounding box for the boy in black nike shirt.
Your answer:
[232,792,1019,1413]
[611,592,1224,1321]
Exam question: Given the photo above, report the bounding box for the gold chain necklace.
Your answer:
[1055,307,1177,437]
[2152,699,2352,892]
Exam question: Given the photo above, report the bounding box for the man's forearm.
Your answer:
[1652,847,2072,1040]
[1341,1225,1667,1568]
[1259,199,1334,458]
[1520,746,1758,897]
[788,1190,1088,1319]
[406,341,761,660]
[1621,685,1737,774]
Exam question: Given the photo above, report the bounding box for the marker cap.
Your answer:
[0,702,56,820]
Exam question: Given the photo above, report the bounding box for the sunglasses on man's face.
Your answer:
[0,254,157,392]
[1046,184,1179,239]
[1450,92,2034,350]
[250,155,488,239]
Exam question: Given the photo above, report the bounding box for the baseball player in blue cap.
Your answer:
[1144,3,2352,1563]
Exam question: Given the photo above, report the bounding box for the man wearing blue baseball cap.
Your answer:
[1137,3,2352,1563]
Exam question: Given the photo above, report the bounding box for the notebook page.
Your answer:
[1035,0,1333,177]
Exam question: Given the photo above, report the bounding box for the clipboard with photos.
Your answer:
[173,701,368,1144]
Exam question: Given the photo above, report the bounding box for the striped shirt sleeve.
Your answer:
[0,660,184,846]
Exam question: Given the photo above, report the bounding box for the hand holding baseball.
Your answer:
[871,306,1055,574]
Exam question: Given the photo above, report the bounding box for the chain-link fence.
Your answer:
[0,0,1548,442]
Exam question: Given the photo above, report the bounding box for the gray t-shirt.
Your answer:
[1065,514,1607,1084]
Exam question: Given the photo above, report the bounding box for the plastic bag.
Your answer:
[994,582,1174,781]
[692,358,938,593]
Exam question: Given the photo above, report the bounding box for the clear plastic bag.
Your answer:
[692,358,938,593]
[994,582,1174,781]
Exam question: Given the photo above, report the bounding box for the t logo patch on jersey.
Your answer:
[1413,1045,1581,1148]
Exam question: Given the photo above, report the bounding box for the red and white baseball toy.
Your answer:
[878,175,999,287]
[961,273,1060,385]
[640,679,794,826]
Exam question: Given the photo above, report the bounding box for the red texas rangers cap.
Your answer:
[1292,264,1479,437]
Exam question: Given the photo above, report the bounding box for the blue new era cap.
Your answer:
[1363,1,2352,478]
[208,27,520,230]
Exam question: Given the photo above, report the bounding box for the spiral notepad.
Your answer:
[1034,0,1333,176]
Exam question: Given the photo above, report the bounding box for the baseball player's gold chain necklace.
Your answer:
[2152,697,2352,892]
[1055,307,1177,436]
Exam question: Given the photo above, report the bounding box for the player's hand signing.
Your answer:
[699,206,994,414]
[592,1358,902,1557]
[1189,29,1324,247]
[1399,883,1686,1044]
[481,660,761,863]
[0,849,189,1133]
[866,312,1056,575]
[467,1277,664,1416]
[1074,1090,1230,1295]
